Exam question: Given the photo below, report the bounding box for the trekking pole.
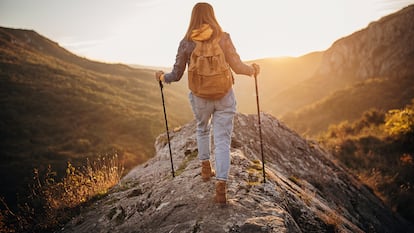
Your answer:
[159,80,175,178]
[254,74,266,183]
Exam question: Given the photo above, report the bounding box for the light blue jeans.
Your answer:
[189,89,236,181]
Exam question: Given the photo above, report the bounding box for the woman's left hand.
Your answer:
[252,63,260,77]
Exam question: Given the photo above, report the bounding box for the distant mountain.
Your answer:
[0,27,192,205]
[284,76,414,136]
[275,5,414,135]
[233,52,324,115]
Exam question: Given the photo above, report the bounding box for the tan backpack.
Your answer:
[188,37,233,100]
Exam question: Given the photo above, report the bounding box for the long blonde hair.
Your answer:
[184,2,223,41]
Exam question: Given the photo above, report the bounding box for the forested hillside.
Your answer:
[0,27,192,206]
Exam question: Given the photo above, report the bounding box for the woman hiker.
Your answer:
[155,2,260,205]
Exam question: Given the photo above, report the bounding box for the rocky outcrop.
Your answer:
[318,5,414,80]
[61,113,412,233]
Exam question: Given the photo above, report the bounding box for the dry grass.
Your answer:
[0,154,124,233]
[43,155,124,209]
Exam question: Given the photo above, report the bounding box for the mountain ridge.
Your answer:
[317,4,414,80]
[0,26,141,77]
[277,4,414,135]
[61,113,412,233]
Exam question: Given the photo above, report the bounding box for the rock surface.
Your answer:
[61,113,412,233]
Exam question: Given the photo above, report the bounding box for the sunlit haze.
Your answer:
[1,0,413,66]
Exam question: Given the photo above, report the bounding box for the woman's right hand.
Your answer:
[155,71,165,82]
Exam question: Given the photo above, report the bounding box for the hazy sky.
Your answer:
[1,0,413,66]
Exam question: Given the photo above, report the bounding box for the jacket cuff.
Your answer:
[163,73,172,83]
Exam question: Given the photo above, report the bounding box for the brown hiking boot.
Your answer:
[201,160,215,181]
[215,180,227,205]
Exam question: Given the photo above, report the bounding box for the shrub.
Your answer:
[0,154,124,233]
[385,108,414,137]
[319,101,414,223]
